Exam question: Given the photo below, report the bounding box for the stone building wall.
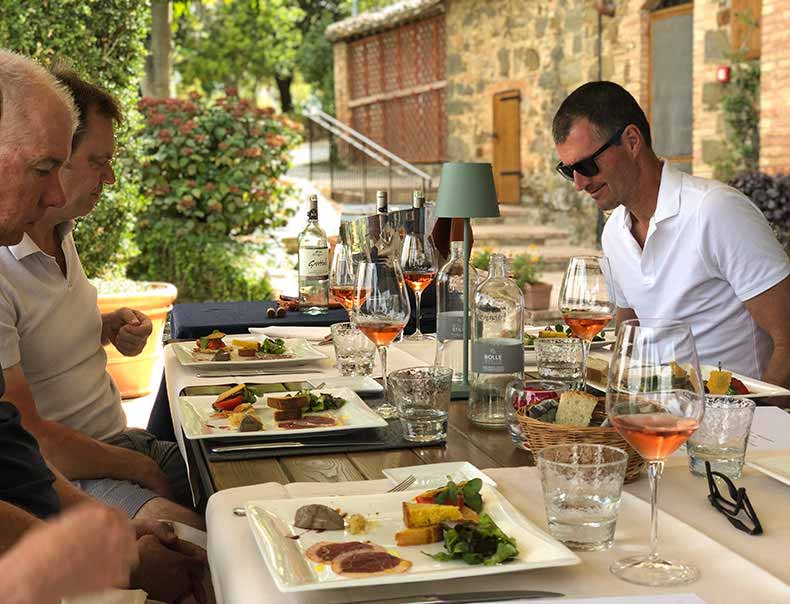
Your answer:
[760,0,790,174]
[692,0,729,177]
[443,0,643,243]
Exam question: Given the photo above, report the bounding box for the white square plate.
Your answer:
[746,455,790,487]
[382,461,497,490]
[244,484,579,592]
[587,364,790,399]
[176,387,387,440]
[172,335,327,368]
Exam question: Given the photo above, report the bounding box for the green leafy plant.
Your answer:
[712,14,760,182]
[511,246,544,288]
[471,248,493,271]
[0,0,149,279]
[426,513,519,566]
[129,90,301,301]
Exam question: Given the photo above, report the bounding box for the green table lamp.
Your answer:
[434,162,500,390]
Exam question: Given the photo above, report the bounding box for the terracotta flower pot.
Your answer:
[96,281,178,399]
[523,282,553,310]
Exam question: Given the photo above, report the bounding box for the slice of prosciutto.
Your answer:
[305,541,383,563]
[331,548,412,578]
[278,415,337,429]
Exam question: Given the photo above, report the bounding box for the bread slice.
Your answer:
[267,394,310,411]
[586,356,610,385]
[273,408,302,421]
[215,383,246,403]
[555,391,599,427]
[395,525,443,546]
[402,502,462,528]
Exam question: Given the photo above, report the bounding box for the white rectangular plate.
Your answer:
[172,335,327,368]
[245,484,579,592]
[176,387,387,440]
[587,364,790,399]
[524,326,615,351]
[382,461,497,490]
[746,455,790,487]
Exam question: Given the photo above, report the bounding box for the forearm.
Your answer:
[0,501,40,555]
[33,419,157,485]
[762,342,790,391]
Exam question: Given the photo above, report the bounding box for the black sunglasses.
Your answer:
[555,125,627,181]
[705,461,763,535]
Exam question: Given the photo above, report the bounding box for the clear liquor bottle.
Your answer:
[298,195,329,315]
[468,253,524,427]
[434,240,479,384]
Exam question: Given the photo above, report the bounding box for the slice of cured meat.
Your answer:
[331,549,412,578]
[305,541,383,563]
[278,415,337,429]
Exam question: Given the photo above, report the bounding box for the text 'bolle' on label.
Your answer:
[472,338,524,374]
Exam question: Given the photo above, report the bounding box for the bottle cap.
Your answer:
[308,195,318,219]
[376,190,388,213]
[412,190,425,209]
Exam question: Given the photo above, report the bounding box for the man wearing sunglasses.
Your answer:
[552,82,790,391]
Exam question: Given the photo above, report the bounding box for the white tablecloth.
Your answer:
[205,467,790,604]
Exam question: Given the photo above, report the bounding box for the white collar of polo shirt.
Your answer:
[8,220,76,261]
[620,161,683,237]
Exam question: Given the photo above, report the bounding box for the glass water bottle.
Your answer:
[434,241,479,383]
[468,254,524,428]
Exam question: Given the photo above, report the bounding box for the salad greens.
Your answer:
[434,477,483,513]
[260,337,287,355]
[296,390,347,412]
[426,513,519,565]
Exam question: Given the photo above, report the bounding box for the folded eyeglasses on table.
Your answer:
[705,461,763,536]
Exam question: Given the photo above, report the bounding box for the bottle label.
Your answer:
[307,207,318,220]
[299,248,328,278]
[437,311,466,341]
[472,338,523,374]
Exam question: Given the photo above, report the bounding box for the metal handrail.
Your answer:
[307,108,433,187]
[307,112,391,169]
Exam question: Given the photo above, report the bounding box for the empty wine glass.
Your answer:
[353,257,410,419]
[559,256,615,389]
[606,318,704,586]
[330,240,356,315]
[400,233,438,340]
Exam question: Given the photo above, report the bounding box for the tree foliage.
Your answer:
[0,0,150,279]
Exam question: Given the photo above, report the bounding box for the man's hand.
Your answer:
[131,517,177,545]
[134,456,174,499]
[102,307,153,356]
[131,534,208,604]
[7,503,138,604]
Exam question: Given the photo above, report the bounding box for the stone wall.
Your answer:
[333,40,350,126]
[760,0,790,174]
[443,0,644,244]
[692,0,729,177]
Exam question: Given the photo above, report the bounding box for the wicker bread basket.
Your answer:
[517,400,646,483]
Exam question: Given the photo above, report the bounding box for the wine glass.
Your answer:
[606,318,704,586]
[559,256,615,389]
[329,241,356,315]
[353,257,411,419]
[400,233,438,340]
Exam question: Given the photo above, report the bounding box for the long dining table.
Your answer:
[164,331,790,604]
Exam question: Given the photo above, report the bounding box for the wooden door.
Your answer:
[493,90,521,204]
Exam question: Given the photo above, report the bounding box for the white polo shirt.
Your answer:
[602,162,790,379]
[0,222,126,441]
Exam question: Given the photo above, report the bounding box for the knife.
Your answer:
[211,441,379,453]
[350,591,564,604]
[195,369,318,377]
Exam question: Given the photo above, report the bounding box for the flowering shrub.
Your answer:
[511,245,545,288]
[729,171,790,253]
[129,90,302,301]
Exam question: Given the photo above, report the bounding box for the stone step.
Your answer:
[473,244,600,271]
[472,223,570,247]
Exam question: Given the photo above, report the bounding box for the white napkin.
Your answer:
[249,326,330,342]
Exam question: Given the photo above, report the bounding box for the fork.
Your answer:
[387,474,416,492]
[232,474,417,516]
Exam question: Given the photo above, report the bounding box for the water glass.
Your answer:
[537,444,628,551]
[687,396,756,479]
[389,366,452,442]
[330,322,376,376]
[535,337,584,388]
[505,380,569,449]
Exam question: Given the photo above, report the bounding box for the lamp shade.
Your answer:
[435,162,501,219]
